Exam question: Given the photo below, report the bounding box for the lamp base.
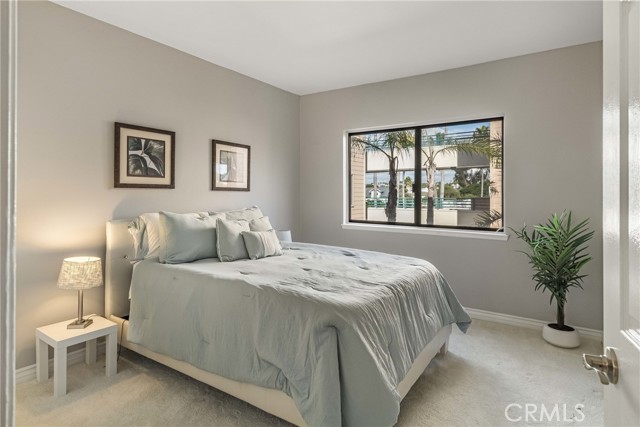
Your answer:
[67,318,93,329]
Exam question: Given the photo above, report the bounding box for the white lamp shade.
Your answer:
[57,257,103,290]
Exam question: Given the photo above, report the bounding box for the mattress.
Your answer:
[128,242,471,426]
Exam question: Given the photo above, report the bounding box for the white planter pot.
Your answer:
[542,324,580,348]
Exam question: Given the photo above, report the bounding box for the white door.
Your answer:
[599,1,640,425]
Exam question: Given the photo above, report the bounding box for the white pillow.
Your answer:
[140,213,161,259]
[241,230,283,260]
[127,217,147,262]
[216,218,250,262]
[249,216,273,232]
[127,213,161,261]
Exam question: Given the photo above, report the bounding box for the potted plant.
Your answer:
[511,211,594,348]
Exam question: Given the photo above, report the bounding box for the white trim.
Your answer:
[341,115,508,238]
[342,222,509,241]
[16,342,106,384]
[0,0,17,424]
[465,307,603,341]
[343,132,350,225]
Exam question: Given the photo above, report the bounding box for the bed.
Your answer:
[105,218,470,426]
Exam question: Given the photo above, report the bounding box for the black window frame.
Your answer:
[348,117,504,232]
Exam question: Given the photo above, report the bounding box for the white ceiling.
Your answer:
[53,1,603,95]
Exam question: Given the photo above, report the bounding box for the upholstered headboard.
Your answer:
[105,219,135,318]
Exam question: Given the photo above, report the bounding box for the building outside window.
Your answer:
[348,117,503,231]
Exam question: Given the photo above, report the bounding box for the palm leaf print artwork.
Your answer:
[127,137,165,177]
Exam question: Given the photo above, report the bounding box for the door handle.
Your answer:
[583,347,618,385]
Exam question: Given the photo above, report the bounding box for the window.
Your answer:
[348,118,503,231]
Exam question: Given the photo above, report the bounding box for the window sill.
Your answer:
[341,222,509,241]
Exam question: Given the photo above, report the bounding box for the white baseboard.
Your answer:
[16,342,106,384]
[465,307,603,341]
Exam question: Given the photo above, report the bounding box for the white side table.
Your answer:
[35,315,117,396]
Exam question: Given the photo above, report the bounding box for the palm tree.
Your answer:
[473,125,490,139]
[422,132,452,224]
[422,128,502,225]
[470,124,503,228]
[474,210,503,228]
[351,131,414,222]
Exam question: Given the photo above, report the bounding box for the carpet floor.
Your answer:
[16,319,603,426]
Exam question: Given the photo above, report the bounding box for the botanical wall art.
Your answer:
[212,140,250,191]
[114,122,175,188]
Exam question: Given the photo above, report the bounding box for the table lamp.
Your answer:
[57,256,103,329]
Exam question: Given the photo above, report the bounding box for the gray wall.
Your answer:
[16,2,299,368]
[299,43,603,330]
[16,2,603,369]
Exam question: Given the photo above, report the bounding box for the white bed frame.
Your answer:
[105,219,452,426]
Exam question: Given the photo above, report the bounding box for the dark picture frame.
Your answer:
[114,122,175,189]
[212,140,250,191]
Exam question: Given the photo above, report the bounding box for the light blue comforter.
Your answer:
[128,242,471,426]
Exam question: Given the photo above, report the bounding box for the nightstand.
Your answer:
[35,315,117,396]
[276,230,292,242]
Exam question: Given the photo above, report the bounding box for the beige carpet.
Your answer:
[16,319,603,427]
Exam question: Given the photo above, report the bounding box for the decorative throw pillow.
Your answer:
[159,212,224,264]
[216,218,250,262]
[241,230,283,260]
[249,216,273,232]
[213,206,264,222]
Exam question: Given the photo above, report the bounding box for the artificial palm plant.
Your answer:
[511,211,594,330]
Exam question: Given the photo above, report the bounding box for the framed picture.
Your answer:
[212,140,250,191]
[114,122,175,188]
